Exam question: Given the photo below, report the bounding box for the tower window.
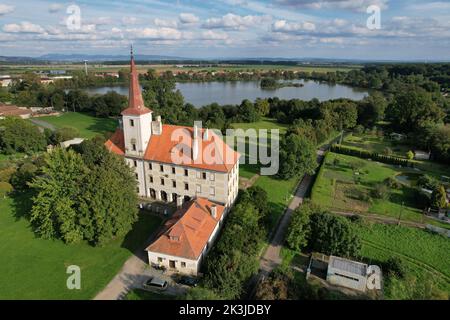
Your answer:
[149,176,153,183]
[160,165,164,172]
[161,178,165,186]
[132,143,136,151]
[133,160,137,167]
[130,119,134,127]
[184,183,189,191]
[184,169,188,177]
[149,163,152,170]
[172,181,176,188]
[202,172,207,180]
[172,167,176,174]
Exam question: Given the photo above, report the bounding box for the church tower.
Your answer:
[121,46,153,157]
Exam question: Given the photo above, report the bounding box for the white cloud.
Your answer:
[179,13,200,24]
[154,18,178,28]
[48,3,63,13]
[0,4,14,15]
[272,20,316,32]
[201,30,229,40]
[127,27,182,40]
[3,22,45,34]
[122,16,140,25]
[276,0,389,12]
[203,13,271,30]
[408,1,450,11]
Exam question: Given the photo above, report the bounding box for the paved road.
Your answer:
[247,142,335,299]
[29,118,56,131]
[94,214,186,300]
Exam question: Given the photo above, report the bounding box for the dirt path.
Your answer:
[29,118,56,131]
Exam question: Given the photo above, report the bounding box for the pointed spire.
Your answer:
[121,47,152,116]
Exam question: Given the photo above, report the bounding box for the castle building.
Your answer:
[105,51,240,209]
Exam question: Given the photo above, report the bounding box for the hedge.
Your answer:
[330,144,413,167]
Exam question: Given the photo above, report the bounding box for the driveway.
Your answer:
[94,214,187,300]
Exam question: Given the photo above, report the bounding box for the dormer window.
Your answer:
[130,119,134,127]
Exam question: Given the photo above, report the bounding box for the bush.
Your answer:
[0,167,16,183]
[353,125,364,135]
[383,257,407,279]
[372,183,390,200]
[330,144,412,167]
[0,181,13,198]
[417,174,438,190]
[384,177,401,189]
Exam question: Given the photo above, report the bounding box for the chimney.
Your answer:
[176,195,183,208]
[210,205,217,219]
[203,128,209,141]
[192,125,199,161]
[152,115,162,135]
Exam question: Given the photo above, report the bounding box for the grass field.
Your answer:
[37,112,117,138]
[0,192,162,299]
[356,222,450,297]
[311,152,449,228]
[1,63,361,76]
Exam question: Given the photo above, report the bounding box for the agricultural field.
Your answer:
[311,152,449,228]
[37,112,117,138]
[356,221,450,298]
[1,63,361,76]
[342,133,411,159]
[0,192,162,299]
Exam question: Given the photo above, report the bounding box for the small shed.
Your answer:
[326,256,368,292]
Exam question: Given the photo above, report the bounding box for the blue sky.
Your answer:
[0,0,449,60]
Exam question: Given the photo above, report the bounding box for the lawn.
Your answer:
[37,112,118,138]
[311,152,449,228]
[355,222,450,297]
[0,192,162,300]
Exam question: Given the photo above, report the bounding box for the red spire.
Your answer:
[121,46,152,116]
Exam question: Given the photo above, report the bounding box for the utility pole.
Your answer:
[84,60,88,75]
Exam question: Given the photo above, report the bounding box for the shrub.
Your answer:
[0,181,13,198]
[372,183,390,200]
[330,144,412,167]
[417,174,438,190]
[0,167,16,183]
[383,257,407,279]
[384,177,401,189]
[383,147,393,156]
[354,125,364,135]
[406,150,415,160]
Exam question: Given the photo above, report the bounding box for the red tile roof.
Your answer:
[146,198,225,260]
[0,105,32,117]
[104,128,125,156]
[105,125,239,172]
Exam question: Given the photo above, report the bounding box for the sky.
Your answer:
[0,0,449,60]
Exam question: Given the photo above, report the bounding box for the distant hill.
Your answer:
[37,53,190,62]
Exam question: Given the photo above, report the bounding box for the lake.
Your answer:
[82,79,368,107]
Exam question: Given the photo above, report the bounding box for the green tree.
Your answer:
[279,133,318,179]
[0,117,46,154]
[286,206,311,252]
[308,212,361,258]
[30,148,87,243]
[11,162,38,191]
[51,126,80,144]
[406,150,415,160]
[388,88,445,133]
[430,185,447,209]
[254,98,270,117]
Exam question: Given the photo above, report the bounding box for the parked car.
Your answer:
[142,277,168,291]
[176,276,199,287]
